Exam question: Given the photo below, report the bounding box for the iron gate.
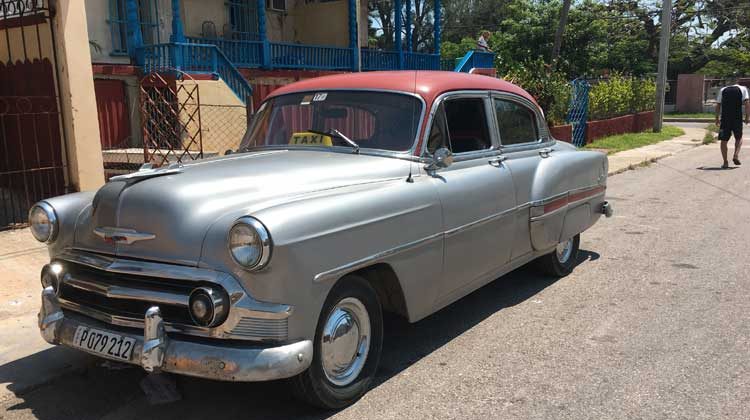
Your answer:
[0,0,67,230]
[566,79,590,147]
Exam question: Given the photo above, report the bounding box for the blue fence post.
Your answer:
[395,0,403,69]
[433,0,441,55]
[125,0,143,62]
[405,0,412,52]
[348,0,358,71]
[257,0,271,68]
[170,0,186,43]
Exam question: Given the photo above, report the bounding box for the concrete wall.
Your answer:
[55,0,106,190]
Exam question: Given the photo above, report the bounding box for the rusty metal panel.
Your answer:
[94,79,131,150]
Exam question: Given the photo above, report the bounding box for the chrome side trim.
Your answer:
[444,203,528,237]
[530,192,606,222]
[313,232,443,283]
[312,185,605,283]
[64,274,189,307]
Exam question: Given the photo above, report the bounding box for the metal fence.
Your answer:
[102,102,248,180]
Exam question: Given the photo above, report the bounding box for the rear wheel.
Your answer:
[536,234,580,277]
[291,274,383,409]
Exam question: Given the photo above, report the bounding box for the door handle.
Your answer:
[488,156,507,167]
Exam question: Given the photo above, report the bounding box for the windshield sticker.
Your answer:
[313,92,328,102]
[300,95,314,105]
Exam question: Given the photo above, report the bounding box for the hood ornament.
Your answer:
[94,227,156,245]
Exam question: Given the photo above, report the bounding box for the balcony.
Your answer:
[185,37,445,72]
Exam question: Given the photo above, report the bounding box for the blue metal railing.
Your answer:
[361,49,400,71]
[186,37,262,67]
[271,43,352,70]
[138,43,253,104]
[403,52,441,70]
[453,51,496,72]
[148,38,445,73]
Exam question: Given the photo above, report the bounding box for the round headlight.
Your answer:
[29,202,58,243]
[229,217,271,270]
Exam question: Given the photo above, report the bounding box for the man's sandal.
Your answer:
[733,158,741,166]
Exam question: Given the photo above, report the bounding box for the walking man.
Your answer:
[715,80,750,168]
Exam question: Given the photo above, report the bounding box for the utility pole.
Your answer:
[551,0,572,63]
[653,0,672,132]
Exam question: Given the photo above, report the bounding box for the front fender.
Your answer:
[199,172,443,340]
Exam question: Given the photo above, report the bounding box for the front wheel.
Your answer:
[535,234,580,277]
[291,274,383,409]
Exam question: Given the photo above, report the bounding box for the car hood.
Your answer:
[73,150,412,265]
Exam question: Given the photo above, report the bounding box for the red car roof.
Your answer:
[266,71,538,107]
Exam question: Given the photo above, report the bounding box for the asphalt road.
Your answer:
[2,138,749,420]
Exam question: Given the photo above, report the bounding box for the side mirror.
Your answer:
[425,147,453,172]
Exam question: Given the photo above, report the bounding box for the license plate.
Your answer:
[72,326,135,361]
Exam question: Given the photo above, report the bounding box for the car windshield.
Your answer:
[240,91,422,153]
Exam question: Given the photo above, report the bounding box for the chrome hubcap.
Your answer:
[556,238,574,264]
[320,297,370,387]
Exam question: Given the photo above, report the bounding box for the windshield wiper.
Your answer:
[309,128,360,154]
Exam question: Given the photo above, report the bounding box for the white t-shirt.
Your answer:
[477,36,489,51]
[716,84,750,103]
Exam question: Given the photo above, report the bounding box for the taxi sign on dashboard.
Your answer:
[289,132,333,146]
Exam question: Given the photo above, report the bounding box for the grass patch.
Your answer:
[666,112,714,119]
[703,131,716,145]
[707,123,719,133]
[584,125,685,154]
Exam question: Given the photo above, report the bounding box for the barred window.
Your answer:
[108,0,160,55]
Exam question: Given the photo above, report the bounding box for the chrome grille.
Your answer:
[57,260,200,326]
[230,317,288,341]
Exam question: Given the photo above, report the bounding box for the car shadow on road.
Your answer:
[0,253,592,420]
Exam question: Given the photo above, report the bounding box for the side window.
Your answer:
[426,104,448,154]
[494,99,539,146]
[444,98,492,154]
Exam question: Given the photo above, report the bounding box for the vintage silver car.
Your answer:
[30,71,612,408]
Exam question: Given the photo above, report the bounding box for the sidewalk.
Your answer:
[606,125,707,175]
[0,229,90,403]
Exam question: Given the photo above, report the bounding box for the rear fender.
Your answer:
[529,149,608,251]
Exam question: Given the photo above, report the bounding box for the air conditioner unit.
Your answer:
[266,0,286,12]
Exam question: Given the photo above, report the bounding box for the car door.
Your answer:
[423,92,517,305]
[491,93,549,260]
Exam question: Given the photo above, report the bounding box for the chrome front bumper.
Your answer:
[38,287,313,382]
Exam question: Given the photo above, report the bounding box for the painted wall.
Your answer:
[86,0,171,64]
[180,0,225,38]
[290,0,367,47]
[54,0,106,190]
[176,78,247,154]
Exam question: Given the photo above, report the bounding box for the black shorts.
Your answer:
[718,120,743,141]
